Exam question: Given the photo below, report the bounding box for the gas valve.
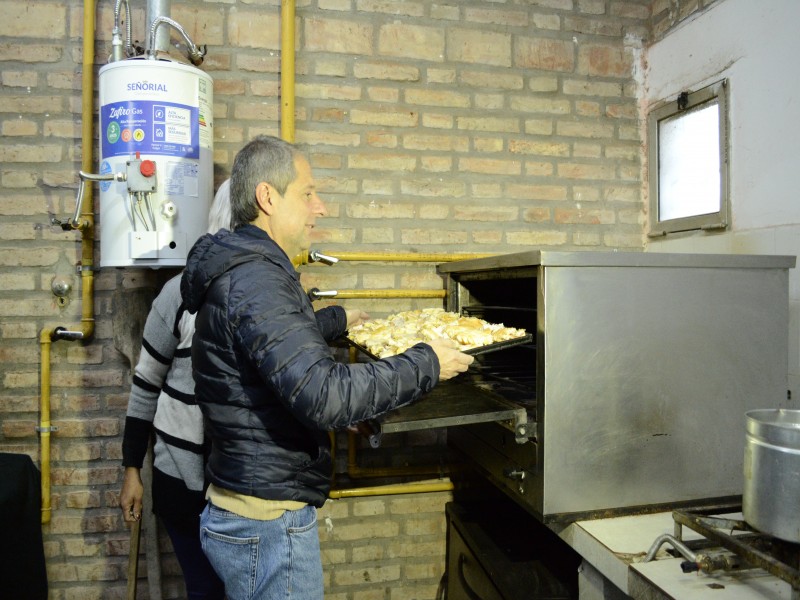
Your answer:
[126,151,157,193]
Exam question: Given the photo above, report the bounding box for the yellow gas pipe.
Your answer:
[328,429,455,499]
[280,0,295,143]
[276,1,458,500]
[76,0,98,338]
[303,250,492,302]
[318,289,446,300]
[328,480,454,499]
[38,331,52,524]
[299,251,493,265]
[38,0,97,524]
[307,248,496,496]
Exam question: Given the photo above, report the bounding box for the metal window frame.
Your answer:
[648,79,730,236]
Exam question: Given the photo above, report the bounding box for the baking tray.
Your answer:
[464,333,533,355]
[346,333,533,360]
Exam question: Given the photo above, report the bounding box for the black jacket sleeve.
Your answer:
[314,305,346,342]
[234,269,439,432]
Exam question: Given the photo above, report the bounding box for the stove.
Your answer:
[644,507,800,598]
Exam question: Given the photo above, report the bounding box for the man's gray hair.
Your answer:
[229,135,299,229]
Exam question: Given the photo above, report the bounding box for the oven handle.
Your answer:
[457,554,493,600]
[503,468,526,480]
[503,467,529,495]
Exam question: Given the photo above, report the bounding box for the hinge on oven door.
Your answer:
[504,407,535,444]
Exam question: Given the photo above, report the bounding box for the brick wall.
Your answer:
[649,0,721,41]
[0,0,650,598]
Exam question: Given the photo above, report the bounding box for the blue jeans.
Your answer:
[199,502,323,600]
[162,518,225,600]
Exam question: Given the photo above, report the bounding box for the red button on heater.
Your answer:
[140,159,156,177]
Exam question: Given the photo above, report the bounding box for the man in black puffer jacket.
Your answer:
[181,135,473,600]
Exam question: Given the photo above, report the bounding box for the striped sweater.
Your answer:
[122,274,208,530]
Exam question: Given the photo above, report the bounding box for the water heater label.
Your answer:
[166,160,200,197]
[102,100,199,159]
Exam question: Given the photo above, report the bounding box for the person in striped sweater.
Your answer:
[118,181,232,600]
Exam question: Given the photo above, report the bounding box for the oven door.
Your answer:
[445,501,578,600]
[448,518,504,600]
[377,376,531,443]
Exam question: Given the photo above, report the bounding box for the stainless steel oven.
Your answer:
[379,251,795,523]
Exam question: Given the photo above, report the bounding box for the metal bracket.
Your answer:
[505,410,535,444]
[493,405,534,444]
[35,425,59,433]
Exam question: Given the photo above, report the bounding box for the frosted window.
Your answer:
[658,102,720,221]
[647,80,729,235]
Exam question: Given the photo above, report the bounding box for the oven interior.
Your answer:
[376,266,540,441]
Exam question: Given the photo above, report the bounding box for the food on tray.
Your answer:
[347,308,527,358]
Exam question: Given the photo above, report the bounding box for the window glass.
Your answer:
[648,80,729,235]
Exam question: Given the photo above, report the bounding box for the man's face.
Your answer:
[269,155,327,258]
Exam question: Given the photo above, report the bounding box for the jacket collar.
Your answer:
[233,224,298,280]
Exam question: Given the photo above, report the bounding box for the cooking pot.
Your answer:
[743,408,800,543]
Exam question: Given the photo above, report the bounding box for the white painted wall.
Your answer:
[643,0,800,404]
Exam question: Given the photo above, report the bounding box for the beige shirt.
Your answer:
[206,483,307,521]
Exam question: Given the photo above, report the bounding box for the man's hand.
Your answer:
[345,309,370,329]
[427,338,474,381]
[119,466,144,523]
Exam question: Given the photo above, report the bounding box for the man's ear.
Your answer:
[255,182,276,216]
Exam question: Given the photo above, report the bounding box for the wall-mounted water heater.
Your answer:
[98,58,213,268]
